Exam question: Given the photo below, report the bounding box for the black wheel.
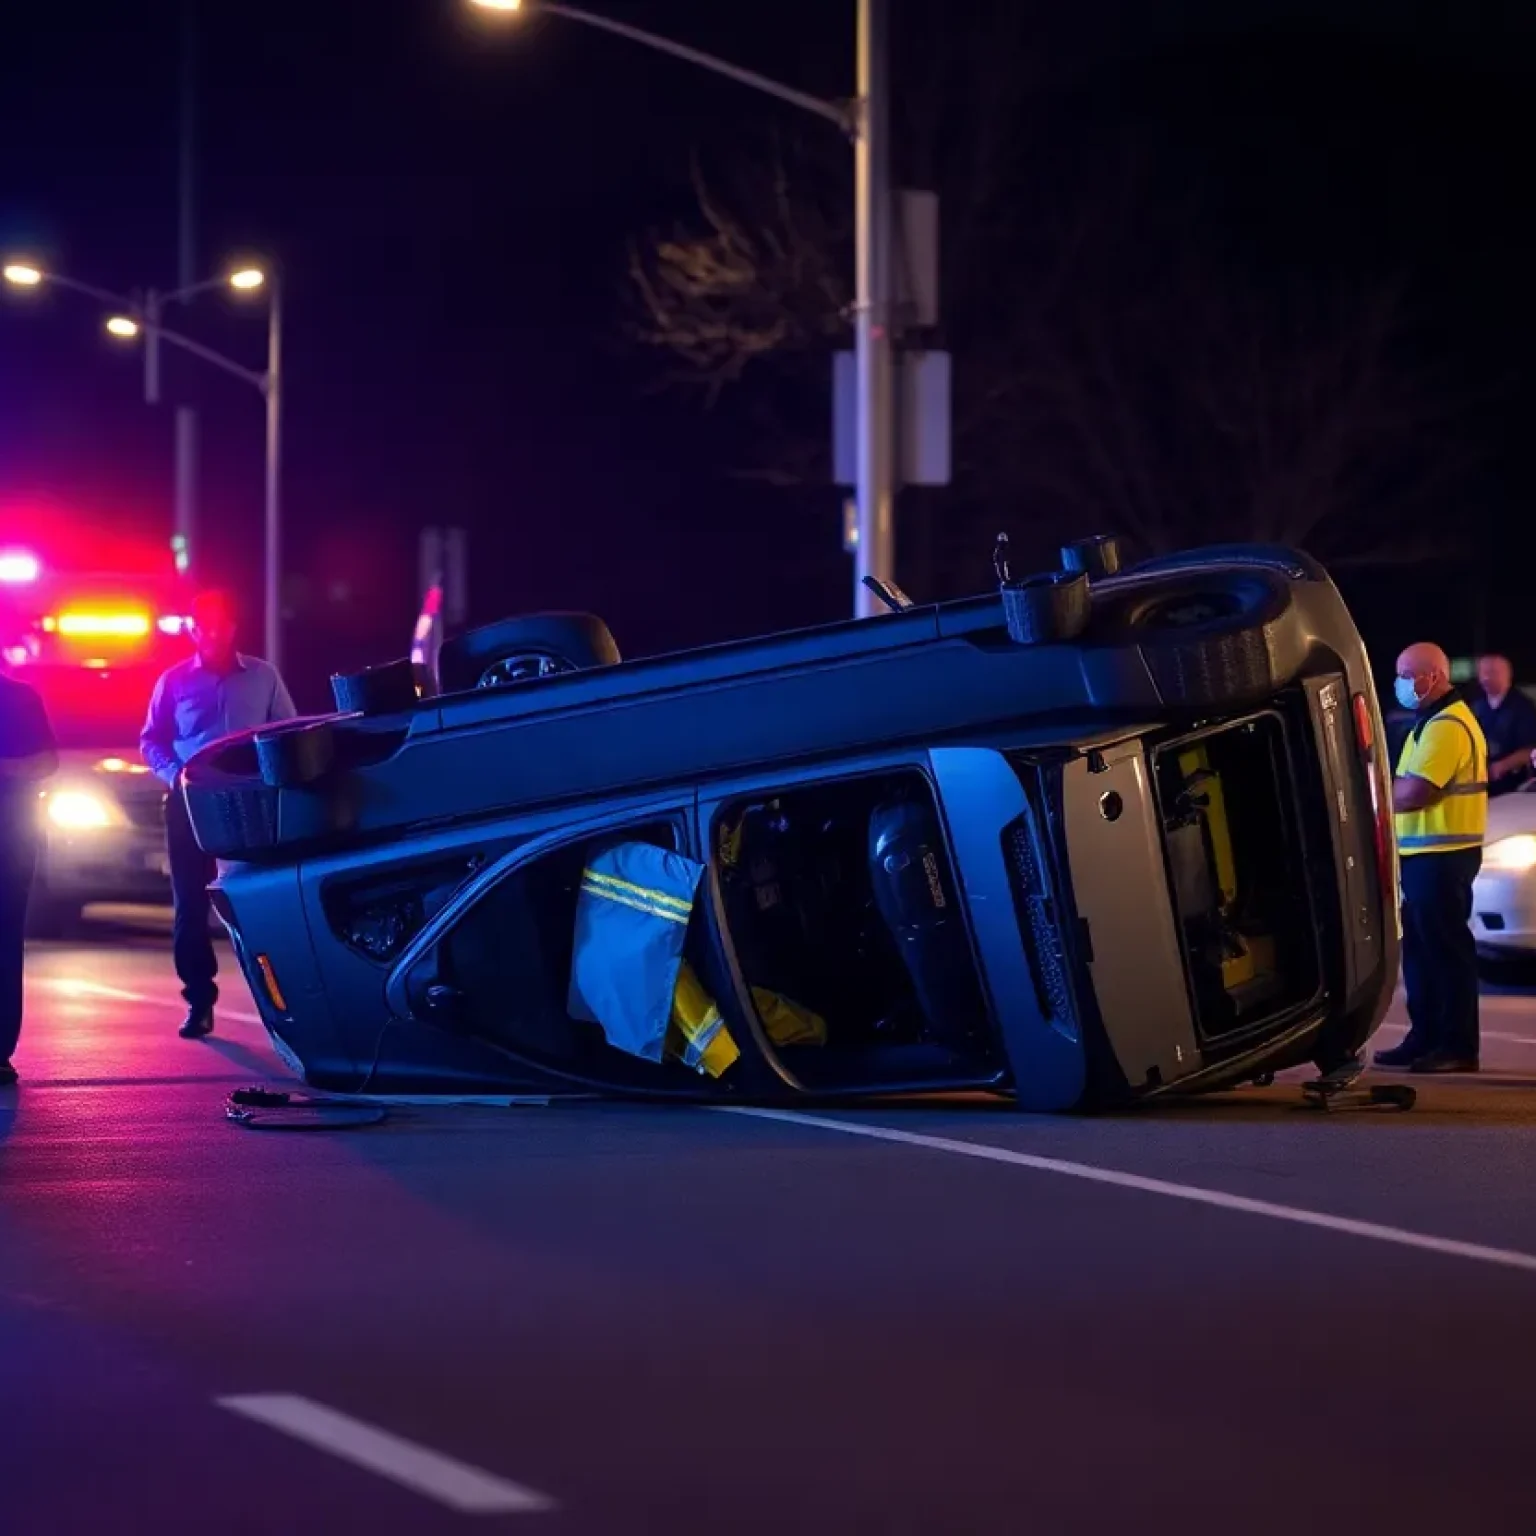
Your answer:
[437,612,620,695]
[254,720,337,789]
[1112,572,1296,710]
[1000,571,1090,646]
[330,657,419,716]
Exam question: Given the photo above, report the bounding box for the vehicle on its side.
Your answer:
[182,534,1400,1112]
[1,552,190,933]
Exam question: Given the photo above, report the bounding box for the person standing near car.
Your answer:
[1376,641,1487,1075]
[1472,654,1536,797]
[140,590,296,1039]
[1,668,59,1085]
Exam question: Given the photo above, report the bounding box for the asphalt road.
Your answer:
[4,914,1536,1534]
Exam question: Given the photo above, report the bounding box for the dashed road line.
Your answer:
[216,1394,556,1515]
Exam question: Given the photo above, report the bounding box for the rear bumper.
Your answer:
[1471,869,1536,955]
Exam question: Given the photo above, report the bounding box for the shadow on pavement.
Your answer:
[199,1035,293,1083]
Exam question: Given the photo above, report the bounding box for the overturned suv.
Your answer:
[182,534,1400,1112]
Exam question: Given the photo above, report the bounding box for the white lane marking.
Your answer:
[35,977,267,1028]
[38,979,149,1002]
[216,1394,555,1515]
[721,1107,1536,1277]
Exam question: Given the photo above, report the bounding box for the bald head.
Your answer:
[1395,642,1453,712]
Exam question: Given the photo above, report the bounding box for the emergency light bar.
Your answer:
[0,550,40,584]
[48,611,153,638]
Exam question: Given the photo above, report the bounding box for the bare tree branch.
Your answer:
[620,43,1498,578]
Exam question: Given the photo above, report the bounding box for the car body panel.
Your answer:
[195,542,1399,1111]
[1472,788,1536,956]
[1057,739,1203,1093]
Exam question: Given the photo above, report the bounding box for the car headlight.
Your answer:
[1482,834,1536,872]
[46,789,119,831]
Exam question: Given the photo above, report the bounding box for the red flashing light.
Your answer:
[52,611,152,639]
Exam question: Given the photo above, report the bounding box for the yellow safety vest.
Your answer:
[1394,697,1487,856]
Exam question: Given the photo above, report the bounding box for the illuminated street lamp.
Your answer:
[1,257,286,674]
[467,0,894,620]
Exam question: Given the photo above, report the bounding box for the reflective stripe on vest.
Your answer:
[1394,699,1487,857]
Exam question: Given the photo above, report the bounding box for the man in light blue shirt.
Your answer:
[140,589,296,1038]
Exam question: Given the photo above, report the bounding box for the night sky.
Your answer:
[2,0,1533,707]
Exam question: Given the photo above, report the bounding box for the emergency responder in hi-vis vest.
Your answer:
[1375,641,1487,1075]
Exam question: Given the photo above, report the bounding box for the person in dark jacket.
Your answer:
[1,670,59,1085]
[1473,654,1536,797]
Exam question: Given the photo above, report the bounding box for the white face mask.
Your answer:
[1395,676,1423,712]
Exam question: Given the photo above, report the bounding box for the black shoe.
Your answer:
[1373,1041,1428,1070]
[1410,1050,1479,1075]
[0,1059,16,1086]
[178,1008,214,1039]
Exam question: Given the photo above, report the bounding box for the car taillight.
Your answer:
[1351,692,1374,756]
[1353,690,1398,912]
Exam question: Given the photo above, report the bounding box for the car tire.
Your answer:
[254,719,338,789]
[1000,571,1091,646]
[436,613,621,695]
[1087,557,1300,711]
[330,657,420,717]
[1132,582,1299,710]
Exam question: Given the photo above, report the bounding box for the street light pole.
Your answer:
[175,0,200,576]
[853,0,894,620]
[263,278,283,675]
[144,287,162,404]
[2,259,282,666]
[470,0,897,617]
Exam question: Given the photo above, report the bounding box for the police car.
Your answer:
[1,549,190,933]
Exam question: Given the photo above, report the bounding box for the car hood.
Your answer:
[52,748,160,795]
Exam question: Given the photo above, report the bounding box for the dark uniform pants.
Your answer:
[167,791,218,1012]
[1400,847,1482,1059]
[1,834,37,1061]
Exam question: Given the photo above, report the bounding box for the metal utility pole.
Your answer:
[174,0,199,576]
[470,0,901,618]
[264,278,283,676]
[852,0,895,619]
[143,288,162,405]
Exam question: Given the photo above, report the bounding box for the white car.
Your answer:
[1472,784,1536,961]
